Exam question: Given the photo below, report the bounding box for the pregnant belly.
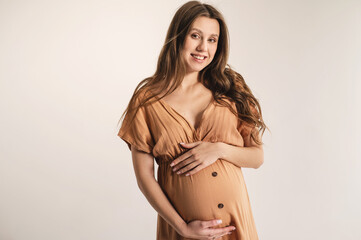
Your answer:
[159,159,248,223]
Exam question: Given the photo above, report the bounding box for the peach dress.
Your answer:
[118,90,259,240]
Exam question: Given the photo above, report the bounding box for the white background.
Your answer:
[1,0,360,239]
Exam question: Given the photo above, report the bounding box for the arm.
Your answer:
[217,128,264,169]
[130,145,187,236]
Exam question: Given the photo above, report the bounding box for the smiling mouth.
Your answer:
[191,54,207,60]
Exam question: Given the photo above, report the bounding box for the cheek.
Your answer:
[183,38,194,50]
[211,45,218,54]
[182,51,191,60]
[209,47,218,59]
[183,45,192,56]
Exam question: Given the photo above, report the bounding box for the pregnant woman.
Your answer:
[117,1,267,239]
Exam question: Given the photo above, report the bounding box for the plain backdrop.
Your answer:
[1,0,360,239]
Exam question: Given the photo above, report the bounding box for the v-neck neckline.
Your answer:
[155,94,215,133]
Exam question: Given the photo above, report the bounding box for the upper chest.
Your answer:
[156,88,214,130]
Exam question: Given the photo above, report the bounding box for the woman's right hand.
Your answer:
[180,219,236,239]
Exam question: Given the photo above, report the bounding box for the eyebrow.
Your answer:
[190,28,219,37]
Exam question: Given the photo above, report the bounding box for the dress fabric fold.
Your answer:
[118,90,259,240]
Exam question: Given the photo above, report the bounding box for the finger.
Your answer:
[213,231,232,239]
[170,150,193,167]
[201,220,235,236]
[184,163,204,176]
[219,229,235,237]
[177,161,200,175]
[180,141,202,148]
[202,219,223,228]
[207,226,236,236]
[172,156,193,172]
[222,226,236,232]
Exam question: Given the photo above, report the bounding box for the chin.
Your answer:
[187,68,204,74]
[187,64,209,73]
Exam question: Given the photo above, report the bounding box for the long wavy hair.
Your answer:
[117,0,268,145]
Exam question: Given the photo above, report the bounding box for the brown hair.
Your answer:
[117,0,269,145]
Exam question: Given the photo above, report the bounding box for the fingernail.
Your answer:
[170,162,174,167]
[216,219,222,224]
[179,142,184,144]
[185,173,189,176]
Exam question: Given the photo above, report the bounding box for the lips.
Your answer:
[191,53,207,59]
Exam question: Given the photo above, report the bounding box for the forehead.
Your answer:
[189,16,220,37]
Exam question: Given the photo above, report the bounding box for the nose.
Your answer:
[196,38,208,52]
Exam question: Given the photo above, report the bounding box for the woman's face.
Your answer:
[182,16,220,74]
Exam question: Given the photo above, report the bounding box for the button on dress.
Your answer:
[117,90,259,240]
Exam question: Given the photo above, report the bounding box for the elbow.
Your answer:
[254,150,264,169]
[137,180,144,192]
[254,158,264,169]
[137,178,148,192]
[136,174,156,192]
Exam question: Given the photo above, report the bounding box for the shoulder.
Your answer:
[132,88,153,106]
[131,88,161,116]
[221,95,237,109]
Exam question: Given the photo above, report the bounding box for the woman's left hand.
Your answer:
[170,141,224,176]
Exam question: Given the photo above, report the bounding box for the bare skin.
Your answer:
[142,83,239,239]
[131,146,236,239]
[160,82,213,130]
[131,16,240,239]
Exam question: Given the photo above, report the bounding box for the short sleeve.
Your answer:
[117,100,154,154]
[238,120,256,140]
[237,103,259,142]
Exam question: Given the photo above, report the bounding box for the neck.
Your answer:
[180,71,200,91]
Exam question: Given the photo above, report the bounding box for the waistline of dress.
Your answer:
[155,156,172,167]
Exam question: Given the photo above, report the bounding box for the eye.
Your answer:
[191,33,200,38]
[191,33,217,43]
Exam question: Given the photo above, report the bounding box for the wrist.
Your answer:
[216,142,226,159]
[175,220,188,237]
